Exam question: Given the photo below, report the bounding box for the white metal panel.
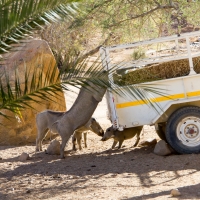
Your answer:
[113,74,200,127]
[184,75,200,93]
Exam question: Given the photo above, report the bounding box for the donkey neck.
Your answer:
[67,89,99,129]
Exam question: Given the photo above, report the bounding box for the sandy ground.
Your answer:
[1,89,200,200]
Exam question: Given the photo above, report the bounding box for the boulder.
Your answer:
[153,140,174,156]
[0,39,66,145]
[18,152,30,161]
[171,189,181,196]
[46,139,60,155]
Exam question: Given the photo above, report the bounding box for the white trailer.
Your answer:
[100,31,200,154]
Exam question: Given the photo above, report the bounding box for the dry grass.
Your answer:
[114,56,200,85]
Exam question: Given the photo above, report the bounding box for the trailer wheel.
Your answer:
[166,106,200,154]
[155,123,167,141]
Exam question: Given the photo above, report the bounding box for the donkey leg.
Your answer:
[83,132,87,148]
[76,132,82,150]
[72,132,77,151]
[36,129,48,151]
[60,138,67,159]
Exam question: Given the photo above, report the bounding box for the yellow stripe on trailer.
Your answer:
[116,93,186,109]
[187,90,200,97]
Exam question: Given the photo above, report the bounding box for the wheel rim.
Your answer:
[177,116,200,147]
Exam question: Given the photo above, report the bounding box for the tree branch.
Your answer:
[76,32,112,63]
[108,3,178,28]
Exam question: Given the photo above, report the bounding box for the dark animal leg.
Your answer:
[117,140,124,149]
[36,129,48,151]
[112,140,118,149]
[133,132,140,147]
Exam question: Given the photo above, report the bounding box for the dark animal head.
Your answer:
[101,125,115,141]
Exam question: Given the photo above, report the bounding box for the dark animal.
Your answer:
[101,125,143,149]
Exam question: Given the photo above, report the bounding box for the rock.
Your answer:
[52,174,61,178]
[46,139,60,155]
[19,152,29,161]
[0,39,66,146]
[26,189,31,193]
[171,189,181,196]
[139,138,157,147]
[154,140,173,156]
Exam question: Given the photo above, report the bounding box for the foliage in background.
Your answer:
[131,48,146,61]
[40,0,200,69]
[79,0,200,42]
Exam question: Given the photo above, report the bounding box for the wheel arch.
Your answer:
[154,101,200,141]
[155,100,200,124]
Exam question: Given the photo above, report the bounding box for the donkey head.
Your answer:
[89,118,104,137]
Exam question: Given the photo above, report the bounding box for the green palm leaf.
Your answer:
[0,0,81,53]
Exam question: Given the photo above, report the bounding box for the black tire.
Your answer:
[166,106,200,154]
[155,123,167,141]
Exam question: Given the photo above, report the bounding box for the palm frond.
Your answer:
[0,54,167,119]
[62,60,165,111]
[0,0,81,53]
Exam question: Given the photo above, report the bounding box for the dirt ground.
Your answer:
[1,89,200,200]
